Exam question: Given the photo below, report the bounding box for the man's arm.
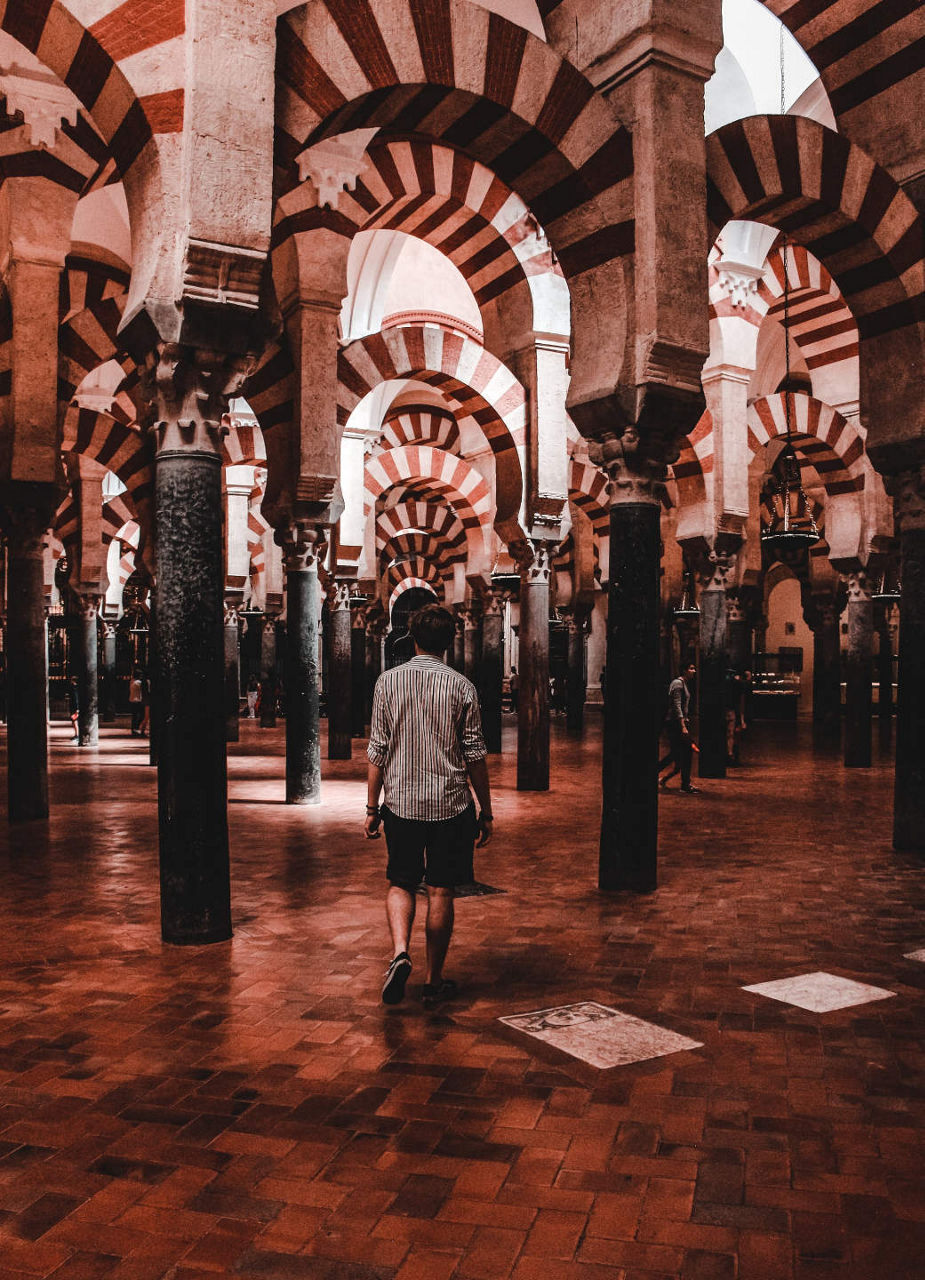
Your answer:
[669,680,689,733]
[365,762,384,839]
[466,757,493,847]
[365,679,388,838]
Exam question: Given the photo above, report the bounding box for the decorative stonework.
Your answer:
[0,69,78,149]
[142,345,253,458]
[296,134,371,210]
[697,550,735,593]
[74,594,101,622]
[328,581,352,613]
[182,240,265,312]
[845,570,872,602]
[522,543,553,585]
[277,522,322,575]
[481,590,503,618]
[884,467,925,532]
[223,603,239,627]
[589,428,665,506]
[715,258,764,308]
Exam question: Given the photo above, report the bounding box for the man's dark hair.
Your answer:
[408,603,456,655]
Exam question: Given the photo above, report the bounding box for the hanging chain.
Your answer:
[779,22,786,115]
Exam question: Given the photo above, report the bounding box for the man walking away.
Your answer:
[365,604,494,1008]
[659,662,698,793]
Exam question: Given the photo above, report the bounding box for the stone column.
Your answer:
[2,502,52,821]
[844,570,873,768]
[598,445,663,892]
[463,605,481,683]
[74,594,100,747]
[876,604,896,743]
[885,469,925,852]
[223,604,241,743]
[365,618,382,722]
[697,552,734,779]
[282,526,322,803]
[259,614,278,727]
[326,580,352,760]
[145,345,242,945]
[351,607,367,736]
[565,608,588,733]
[479,591,504,754]
[452,610,465,672]
[805,595,842,745]
[101,621,117,722]
[726,590,752,672]
[517,543,552,791]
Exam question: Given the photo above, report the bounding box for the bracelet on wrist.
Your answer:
[480,812,494,822]
[366,805,380,814]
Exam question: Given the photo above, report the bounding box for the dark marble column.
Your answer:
[806,595,842,745]
[887,473,925,852]
[697,553,734,779]
[565,608,588,733]
[599,487,662,893]
[365,620,382,722]
[876,605,896,744]
[463,606,481,683]
[351,610,366,737]
[479,592,504,754]
[726,591,753,672]
[517,544,551,791]
[326,581,352,760]
[282,529,322,803]
[224,604,240,743]
[259,614,278,727]
[844,570,873,768]
[2,500,53,821]
[100,621,117,722]
[452,612,465,672]
[147,344,239,945]
[74,595,100,747]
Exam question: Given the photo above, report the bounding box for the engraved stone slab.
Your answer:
[742,972,896,1013]
[904,949,925,963]
[498,1002,702,1069]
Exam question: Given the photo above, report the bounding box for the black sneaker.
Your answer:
[382,952,412,1005]
[680,785,701,794]
[421,978,458,1010]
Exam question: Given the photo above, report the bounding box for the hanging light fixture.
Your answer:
[871,566,901,604]
[673,567,700,622]
[760,236,821,563]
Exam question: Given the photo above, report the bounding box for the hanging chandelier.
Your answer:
[673,568,700,622]
[871,567,901,604]
[760,236,821,564]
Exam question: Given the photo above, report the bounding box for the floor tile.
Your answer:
[498,1002,702,1069]
[741,972,896,1013]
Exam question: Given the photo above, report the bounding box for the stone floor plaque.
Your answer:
[904,949,925,963]
[742,971,896,1013]
[498,1001,702,1069]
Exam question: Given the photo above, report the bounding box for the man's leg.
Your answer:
[680,738,693,789]
[424,887,454,986]
[386,884,416,958]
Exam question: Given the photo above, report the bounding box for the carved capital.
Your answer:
[715,259,764,309]
[521,542,553,586]
[276,522,323,574]
[223,602,240,627]
[696,550,735,593]
[74,593,101,622]
[884,466,925,533]
[328,581,352,613]
[589,428,666,506]
[102,621,117,640]
[481,589,504,618]
[0,500,53,556]
[845,570,872,603]
[141,344,254,458]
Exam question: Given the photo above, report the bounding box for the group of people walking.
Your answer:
[658,663,753,791]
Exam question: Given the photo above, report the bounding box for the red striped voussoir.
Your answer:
[338,325,526,453]
[379,529,465,574]
[568,458,610,537]
[364,443,492,530]
[706,115,925,342]
[275,0,634,274]
[380,403,461,454]
[375,499,467,556]
[748,392,865,495]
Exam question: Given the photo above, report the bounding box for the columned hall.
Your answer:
[0,0,922,1275]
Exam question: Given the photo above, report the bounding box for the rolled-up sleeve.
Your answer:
[459,685,487,762]
[367,678,389,766]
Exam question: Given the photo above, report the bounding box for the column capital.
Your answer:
[327,580,352,613]
[589,428,666,506]
[481,589,504,618]
[223,602,240,627]
[845,569,873,602]
[884,466,925,533]
[0,486,57,554]
[102,620,117,640]
[696,549,736,593]
[276,522,323,574]
[521,542,553,586]
[141,343,254,459]
[74,593,101,622]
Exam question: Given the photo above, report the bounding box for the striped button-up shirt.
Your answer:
[367,655,487,821]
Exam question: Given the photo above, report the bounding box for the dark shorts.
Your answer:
[382,802,477,890]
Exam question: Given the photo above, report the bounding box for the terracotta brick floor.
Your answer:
[0,716,923,1279]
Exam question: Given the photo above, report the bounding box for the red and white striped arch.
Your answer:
[60,402,153,517]
[748,394,865,496]
[568,458,610,538]
[379,529,462,577]
[365,445,491,528]
[670,414,712,510]
[388,574,441,613]
[380,404,460,454]
[376,500,467,562]
[276,0,635,279]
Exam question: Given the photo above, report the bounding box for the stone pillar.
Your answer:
[282,526,322,803]
[351,607,366,736]
[74,595,100,747]
[876,604,896,743]
[517,543,551,791]
[452,610,465,672]
[365,618,382,722]
[805,595,842,745]
[885,469,925,852]
[726,591,752,672]
[598,449,663,893]
[326,580,352,760]
[101,621,117,722]
[844,570,873,769]
[479,591,504,754]
[565,609,588,733]
[145,345,241,945]
[224,604,240,743]
[463,605,481,683]
[697,552,734,779]
[2,502,52,821]
[259,614,278,727]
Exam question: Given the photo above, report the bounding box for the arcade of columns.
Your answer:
[0,0,921,943]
